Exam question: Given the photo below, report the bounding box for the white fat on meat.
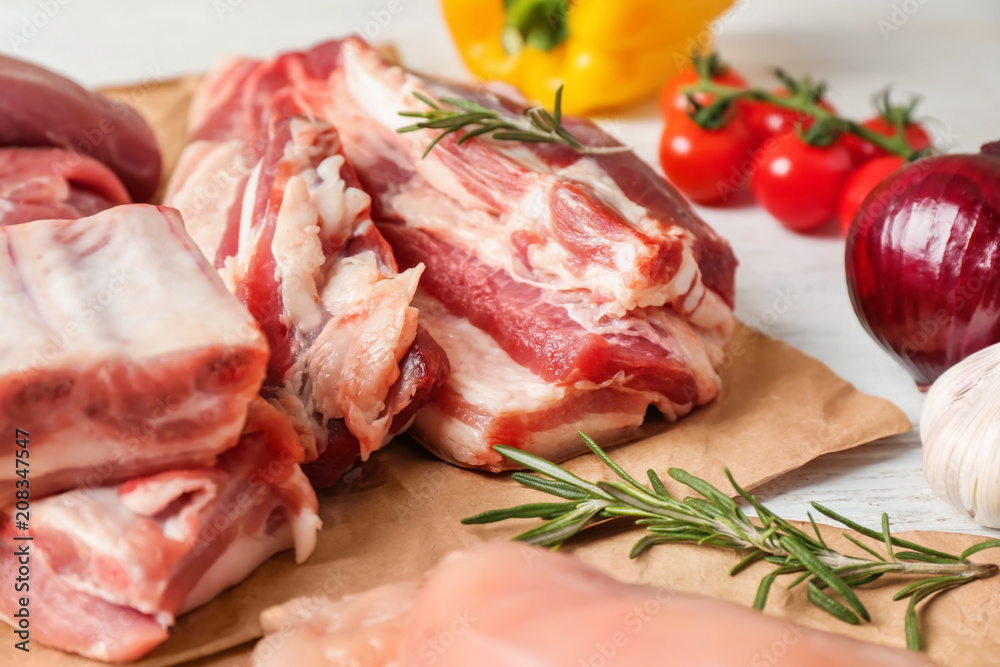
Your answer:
[164,138,253,263]
[306,253,421,459]
[270,150,370,339]
[411,293,649,470]
[337,42,719,323]
[0,204,268,500]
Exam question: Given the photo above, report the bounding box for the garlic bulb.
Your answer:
[921,342,1000,527]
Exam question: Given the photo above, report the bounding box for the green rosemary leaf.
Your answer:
[781,536,871,622]
[844,533,887,562]
[896,575,966,602]
[413,111,497,130]
[496,446,610,499]
[411,91,441,109]
[882,513,896,561]
[461,501,578,525]
[668,469,737,513]
[437,97,492,113]
[647,469,669,498]
[841,572,885,587]
[681,497,730,521]
[787,570,812,590]
[808,581,862,625]
[960,539,1000,560]
[730,549,767,576]
[630,534,680,559]
[553,84,564,125]
[895,551,958,564]
[809,512,829,550]
[754,570,780,610]
[457,122,516,144]
[904,595,922,651]
[513,501,604,547]
[763,555,792,565]
[596,482,680,515]
[421,126,460,158]
[813,502,960,561]
[577,432,646,490]
[510,472,589,501]
[491,130,559,143]
[903,577,966,650]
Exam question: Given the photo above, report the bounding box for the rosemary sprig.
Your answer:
[397,86,630,158]
[462,432,1000,651]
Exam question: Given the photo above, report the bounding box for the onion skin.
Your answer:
[845,142,1000,390]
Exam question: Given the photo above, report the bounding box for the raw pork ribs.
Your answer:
[0,204,269,498]
[0,399,320,662]
[172,36,737,470]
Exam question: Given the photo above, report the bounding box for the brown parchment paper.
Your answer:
[12,76,996,667]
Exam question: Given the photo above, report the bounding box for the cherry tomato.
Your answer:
[751,131,853,231]
[659,112,756,206]
[842,117,932,165]
[837,155,905,236]
[743,89,837,146]
[659,64,747,118]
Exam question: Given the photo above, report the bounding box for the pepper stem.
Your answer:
[502,0,570,55]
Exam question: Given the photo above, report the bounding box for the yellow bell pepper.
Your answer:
[441,0,735,115]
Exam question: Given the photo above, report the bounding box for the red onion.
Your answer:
[845,142,1000,390]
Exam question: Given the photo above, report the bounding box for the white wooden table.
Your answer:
[3,0,998,536]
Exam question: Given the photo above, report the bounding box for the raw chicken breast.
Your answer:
[254,543,937,667]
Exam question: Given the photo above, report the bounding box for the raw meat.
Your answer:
[0,53,161,201]
[168,89,448,486]
[0,147,130,225]
[409,292,653,470]
[180,36,735,468]
[0,204,269,501]
[252,542,935,667]
[0,398,320,663]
